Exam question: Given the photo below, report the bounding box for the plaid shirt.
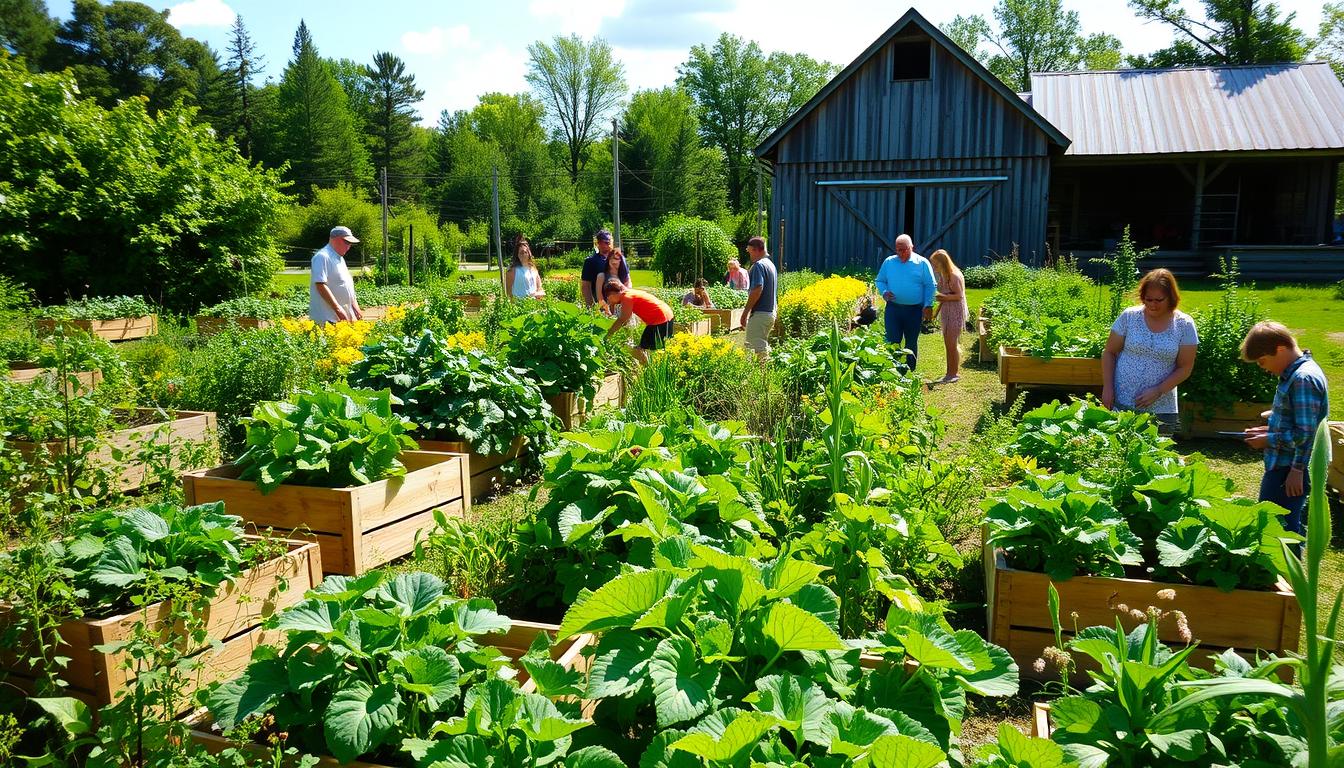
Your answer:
[1264,351,1329,471]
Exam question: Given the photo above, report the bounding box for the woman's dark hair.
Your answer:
[694,278,707,289]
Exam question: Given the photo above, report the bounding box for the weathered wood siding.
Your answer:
[766,34,1055,270]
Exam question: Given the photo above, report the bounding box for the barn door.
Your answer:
[820,176,1003,265]
[823,187,907,267]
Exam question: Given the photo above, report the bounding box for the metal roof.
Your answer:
[1028,62,1344,156]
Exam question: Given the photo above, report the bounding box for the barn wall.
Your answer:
[764,32,1055,272]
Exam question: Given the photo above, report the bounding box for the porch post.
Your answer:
[1190,160,1206,251]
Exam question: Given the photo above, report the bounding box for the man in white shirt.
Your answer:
[310,226,363,324]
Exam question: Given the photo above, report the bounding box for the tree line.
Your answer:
[1,0,1341,259]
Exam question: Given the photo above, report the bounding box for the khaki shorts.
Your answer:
[744,311,775,356]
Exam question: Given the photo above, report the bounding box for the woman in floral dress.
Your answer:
[930,249,968,383]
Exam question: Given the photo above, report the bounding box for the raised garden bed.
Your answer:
[418,438,522,502]
[985,546,1301,680]
[7,363,102,394]
[0,537,320,711]
[544,373,625,431]
[977,307,993,362]
[453,294,484,309]
[182,451,469,576]
[37,315,158,342]
[1178,400,1271,439]
[702,307,744,333]
[684,318,712,336]
[998,346,1103,403]
[186,619,595,766]
[194,316,277,335]
[1030,703,1051,738]
[15,409,217,493]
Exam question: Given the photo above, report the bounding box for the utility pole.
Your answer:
[611,117,622,250]
[492,163,505,294]
[407,224,414,286]
[778,218,786,272]
[379,167,389,281]
[755,163,764,237]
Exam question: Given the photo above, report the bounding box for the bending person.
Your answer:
[602,281,674,364]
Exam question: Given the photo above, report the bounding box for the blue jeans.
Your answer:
[884,303,923,370]
[1260,465,1310,538]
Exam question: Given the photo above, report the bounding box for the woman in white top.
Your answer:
[1101,268,1199,432]
[505,237,545,300]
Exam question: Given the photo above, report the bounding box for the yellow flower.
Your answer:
[444,331,485,350]
[383,304,408,323]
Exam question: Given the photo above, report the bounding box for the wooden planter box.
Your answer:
[1,538,320,711]
[419,438,523,502]
[15,409,217,493]
[7,363,102,395]
[702,307,745,333]
[37,315,158,342]
[1178,400,1271,439]
[453,294,484,309]
[194,316,276,335]
[1030,703,1051,738]
[684,318,712,336]
[182,451,469,576]
[976,307,993,363]
[998,346,1103,402]
[985,547,1301,681]
[544,373,625,431]
[187,620,594,767]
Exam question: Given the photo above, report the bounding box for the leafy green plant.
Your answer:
[775,326,907,395]
[356,282,427,307]
[984,473,1144,579]
[349,330,552,456]
[518,415,769,608]
[503,303,606,400]
[651,214,736,285]
[1154,498,1299,591]
[197,295,305,319]
[207,570,579,765]
[984,263,1110,359]
[1100,225,1155,320]
[1183,255,1278,411]
[233,385,416,492]
[35,296,156,321]
[971,723,1074,768]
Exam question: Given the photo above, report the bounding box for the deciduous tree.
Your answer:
[945,0,1122,91]
[0,0,55,67]
[1127,0,1308,66]
[525,34,626,187]
[620,87,726,223]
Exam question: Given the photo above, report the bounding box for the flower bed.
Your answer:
[14,408,217,493]
[1,537,319,710]
[775,275,867,338]
[182,451,468,576]
[984,546,1301,680]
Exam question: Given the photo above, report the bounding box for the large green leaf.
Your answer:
[518,692,591,741]
[586,630,657,699]
[866,733,947,768]
[89,537,144,588]
[762,556,829,599]
[670,709,779,764]
[322,681,403,764]
[762,602,845,653]
[649,636,720,728]
[206,656,289,730]
[753,673,834,747]
[990,722,1072,767]
[396,646,462,710]
[825,702,900,757]
[520,656,583,698]
[32,698,92,737]
[453,599,511,636]
[557,569,675,640]
[565,745,628,768]
[275,598,341,635]
[376,572,447,618]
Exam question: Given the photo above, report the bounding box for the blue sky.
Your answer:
[46,0,1332,124]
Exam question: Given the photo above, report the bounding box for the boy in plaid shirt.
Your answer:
[1241,321,1330,536]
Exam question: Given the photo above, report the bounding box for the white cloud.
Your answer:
[415,45,531,123]
[166,0,236,28]
[529,0,627,36]
[402,25,475,57]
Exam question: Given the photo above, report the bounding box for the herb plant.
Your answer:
[984,262,1110,359]
[349,330,552,456]
[503,302,606,400]
[233,385,417,492]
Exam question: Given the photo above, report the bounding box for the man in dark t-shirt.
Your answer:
[580,229,615,308]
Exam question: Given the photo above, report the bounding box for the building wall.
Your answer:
[765,34,1056,271]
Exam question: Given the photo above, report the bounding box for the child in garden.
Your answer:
[1241,321,1330,537]
[602,281,674,364]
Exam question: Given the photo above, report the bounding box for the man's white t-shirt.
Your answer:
[310,244,355,324]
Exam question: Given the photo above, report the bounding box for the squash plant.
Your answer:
[1154,498,1299,591]
[503,303,607,401]
[208,570,600,767]
[518,415,769,607]
[233,385,416,493]
[349,330,552,456]
[554,543,1016,767]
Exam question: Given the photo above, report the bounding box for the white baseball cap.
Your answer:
[330,226,360,243]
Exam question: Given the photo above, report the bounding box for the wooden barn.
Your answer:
[756,8,1344,280]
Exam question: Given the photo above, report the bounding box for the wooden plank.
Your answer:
[1030,703,1051,738]
[684,319,712,337]
[37,315,158,342]
[420,438,523,502]
[998,346,1103,388]
[357,500,465,573]
[7,365,102,395]
[194,316,275,335]
[702,308,745,333]
[1179,400,1271,438]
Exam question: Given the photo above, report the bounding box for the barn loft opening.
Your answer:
[891,38,931,82]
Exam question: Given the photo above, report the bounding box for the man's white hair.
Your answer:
[894,234,913,247]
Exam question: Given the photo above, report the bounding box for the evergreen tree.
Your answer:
[274,21,371,200]
[364,51,426,202]
[0,0,55,67]
[222,14,263,158]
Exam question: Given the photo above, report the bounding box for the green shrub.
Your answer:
[196,295,303,319]
[963,259,1028,289]
[651,214,736,285]
[984,262,1110,358]
[776,268,824,295]
[1183,257,1277,409]
[0,58,286,312]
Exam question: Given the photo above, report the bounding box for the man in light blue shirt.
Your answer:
[874,233,935,370]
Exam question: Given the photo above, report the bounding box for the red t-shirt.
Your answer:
[624,289,674,325]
